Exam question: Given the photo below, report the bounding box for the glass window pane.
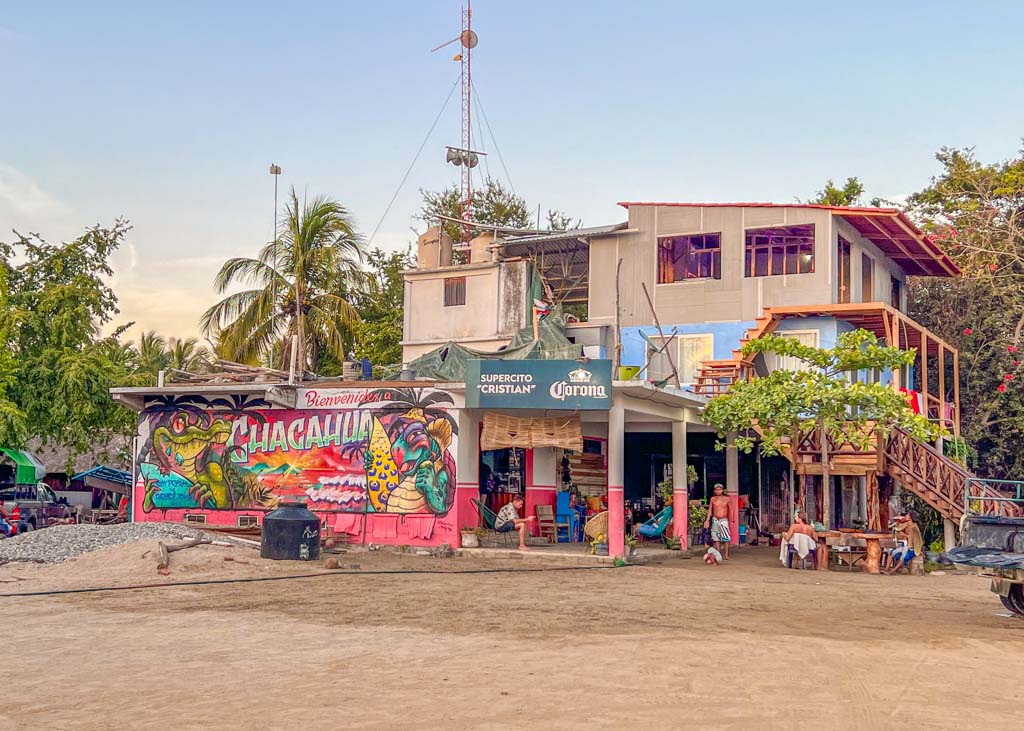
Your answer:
[754,248,769,277]
[798,243,814,273]
[771,246,785,276]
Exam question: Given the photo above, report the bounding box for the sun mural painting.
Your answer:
[136,389,458,516]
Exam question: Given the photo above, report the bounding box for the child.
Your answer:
[704,544,723,565]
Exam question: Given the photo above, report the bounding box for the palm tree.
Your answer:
[167,337,209,372]
[201,188,365,372]
[135,330,169,379]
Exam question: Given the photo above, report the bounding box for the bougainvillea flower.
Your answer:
[1015,360,1021,367]
[1009,345,1019,353]
[963,328,973,336]
[990,263,998,272]
[1005,374,1015,381]
[998,384,1007,393]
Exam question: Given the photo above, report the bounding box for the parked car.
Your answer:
[949,514,1024,615]
[0,482,73,535]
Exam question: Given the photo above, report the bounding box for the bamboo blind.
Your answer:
[480,412,583,452]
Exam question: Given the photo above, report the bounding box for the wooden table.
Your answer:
[851,532,888,574]
[815,531,841,571]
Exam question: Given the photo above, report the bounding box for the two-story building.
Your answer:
[402,202,976,555]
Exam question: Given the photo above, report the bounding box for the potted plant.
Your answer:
[656,465,699,506]
[625,534,639,557]
[460,526,480,548]
[688,503,708,549]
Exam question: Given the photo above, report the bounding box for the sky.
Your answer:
[2,0,1022,342]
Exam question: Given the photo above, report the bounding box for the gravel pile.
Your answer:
[0,523,212,565]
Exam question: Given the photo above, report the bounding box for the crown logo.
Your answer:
[568,368,592,384]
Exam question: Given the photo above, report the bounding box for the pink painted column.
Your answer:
[607,403,625,557]
[455,409,481,547]
[671,419,689,550]
[726,432,740,546]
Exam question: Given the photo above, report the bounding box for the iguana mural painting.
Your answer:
[135,390,457,517]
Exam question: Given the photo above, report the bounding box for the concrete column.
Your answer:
[455,409,481,546]
[671,419,689,550]
[944,518,957,551]
[607,403,626,557]
[525,447,557,537]
[726,431,740,546]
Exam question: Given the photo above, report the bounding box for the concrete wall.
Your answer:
[402,260,529,365]
[589,205,836,327]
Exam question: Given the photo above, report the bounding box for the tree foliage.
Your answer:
[201,188,366,373]
[1,220,138,455]
[810,177,866,206]
[349,247,415,374]
[906,146,1024,477]
[702,330,941,455]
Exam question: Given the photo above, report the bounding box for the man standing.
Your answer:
[495,494,534,551]
[704,483,733,560]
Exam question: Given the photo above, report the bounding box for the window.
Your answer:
[657,233,722,282]
[890,276,902,309]
[184,513,207,525]
[861,254,874,302]
[443,276,466,306]
[838,237,852,303]
[646,334,713,384]
[237,515,259,528]
[744,225,814,277]
[764,330,818,373]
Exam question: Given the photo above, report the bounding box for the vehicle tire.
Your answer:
[19,522,33,533]
[1007,585,1024,615]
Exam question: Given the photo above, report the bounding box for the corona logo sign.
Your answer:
[549,367,608,401]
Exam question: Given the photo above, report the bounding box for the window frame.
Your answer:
[657,232,722,283]
[838,236,852,303]
[443,276,467,307]
[763,329,819,373]
[743,224,815,278]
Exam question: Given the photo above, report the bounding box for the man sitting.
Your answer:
[780,511,819,568]
[495,495,534,551]
[883,513,924,574]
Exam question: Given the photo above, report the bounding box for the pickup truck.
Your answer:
[949,514,1024,615]
[0,482,73,535]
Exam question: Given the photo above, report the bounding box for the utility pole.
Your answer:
[269,163,282,370]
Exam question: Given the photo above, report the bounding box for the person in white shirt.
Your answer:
[494,495,534,550]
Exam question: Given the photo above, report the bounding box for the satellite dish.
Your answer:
[461,30,478,49]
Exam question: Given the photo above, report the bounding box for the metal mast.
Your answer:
[460,2,473,245]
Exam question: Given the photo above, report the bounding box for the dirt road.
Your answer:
[1,544,1021,730]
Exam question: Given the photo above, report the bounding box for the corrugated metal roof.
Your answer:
[501,222,626,246]
[72,465,132,488]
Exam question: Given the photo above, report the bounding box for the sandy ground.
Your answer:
[1,543,1022,730]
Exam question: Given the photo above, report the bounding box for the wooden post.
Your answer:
[920,332,929,419]
[866,472,880,531]
[819,417,831,529]
[952,349,960,436]
[938,344,946,429]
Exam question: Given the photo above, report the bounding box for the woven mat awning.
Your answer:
[480,412,583,452]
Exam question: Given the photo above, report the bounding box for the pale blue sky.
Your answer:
[2,1,1022,338]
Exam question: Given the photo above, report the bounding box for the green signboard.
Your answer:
[465,359,613,410]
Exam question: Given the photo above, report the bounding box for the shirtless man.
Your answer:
[703,483,732,560]
[783,511,818,542]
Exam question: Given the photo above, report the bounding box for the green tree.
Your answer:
[0,260,27,445]
[2,220,138,456]
[702,330,940,526]
[350,247,415,375]
[419,178,532,245]
[809,177,866,206]
[201,188,366,373]
[906,146,1024,477]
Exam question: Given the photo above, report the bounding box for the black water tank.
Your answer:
[261,501,321,560]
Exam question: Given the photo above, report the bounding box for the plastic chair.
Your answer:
[636,505,673,543]
[555,492,580,542]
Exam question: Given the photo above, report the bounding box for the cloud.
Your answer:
[0,163,72,230]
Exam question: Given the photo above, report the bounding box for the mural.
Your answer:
[136,389,457,516]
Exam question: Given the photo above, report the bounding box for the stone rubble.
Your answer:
[0,523,219,565]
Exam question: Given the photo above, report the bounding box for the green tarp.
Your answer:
[408,304,583,382]
[0,448,46,485]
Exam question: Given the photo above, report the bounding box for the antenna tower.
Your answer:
[459,3,473,245]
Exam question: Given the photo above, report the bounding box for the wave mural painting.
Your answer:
[135,389,457,517]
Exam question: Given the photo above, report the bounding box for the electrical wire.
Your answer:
[367,76,460,248]
[0,563,629,598]
[471,79,515,194]
[472,88,492,181]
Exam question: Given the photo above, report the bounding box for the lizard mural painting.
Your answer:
[135,389,457,517]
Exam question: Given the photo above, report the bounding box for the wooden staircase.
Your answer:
[692,312,781,396]
[884,427,1020,521]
